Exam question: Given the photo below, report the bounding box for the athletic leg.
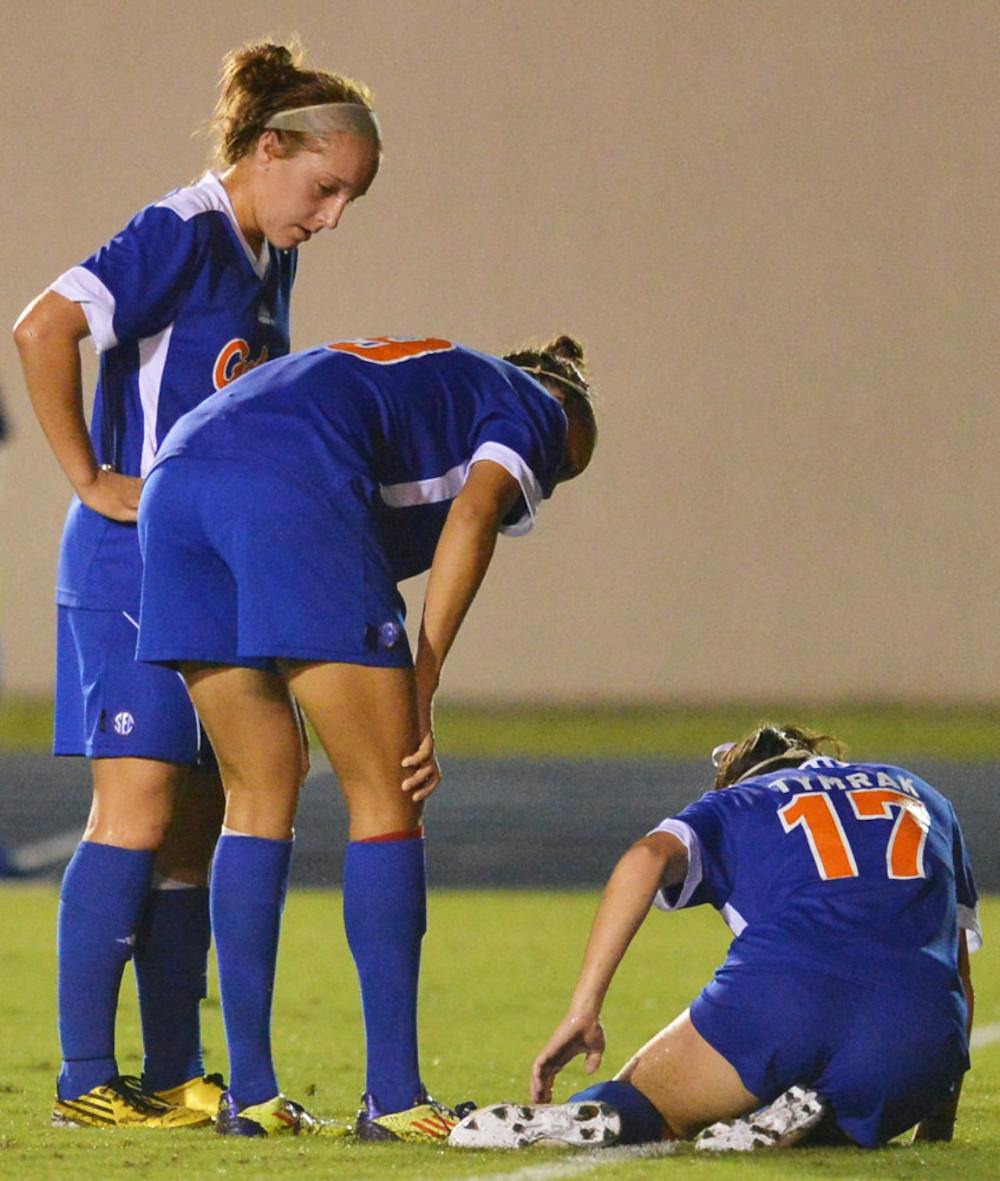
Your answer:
[57,757,182,1101]
[134,767,225,1096]
[616,1008,759,1138]
[281,661,438,1132]
[451,1010,758,1151]
[182,664,305,1110]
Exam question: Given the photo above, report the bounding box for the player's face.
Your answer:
[560,410,596,482]
[257,132,380,250]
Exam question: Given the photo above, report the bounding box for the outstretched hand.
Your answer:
[401,731,442,803]
[531,1013,606,1103]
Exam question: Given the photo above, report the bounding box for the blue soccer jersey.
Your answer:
[152,336,568,579]
[653,757,981,987]
[51,171,296,611]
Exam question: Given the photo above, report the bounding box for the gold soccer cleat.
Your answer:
[152,1072,226,1118]
[52,1074,212,1129]
[356,1090,465,1143]
[215,1091,351,1137]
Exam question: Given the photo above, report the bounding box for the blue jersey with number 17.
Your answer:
[50,171,296,612]
[653,756,981,988]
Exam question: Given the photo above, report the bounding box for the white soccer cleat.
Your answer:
[449,1101,621,1150]
[695,1085,827,1151]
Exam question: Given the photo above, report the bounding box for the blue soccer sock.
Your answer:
[210,832,292,1109]
[57,841,155,1100]
[343,830,426,1115]
[134,882,211,1092]
[570,1080,667,1144]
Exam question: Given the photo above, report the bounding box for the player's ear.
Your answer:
[256,129,284,165]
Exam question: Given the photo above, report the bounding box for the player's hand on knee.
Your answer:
[78,468,143,522]
[531,1013,606,1103]
[401,731,442,803]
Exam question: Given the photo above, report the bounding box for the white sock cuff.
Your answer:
[220,825,294,842]
[152,874,201,890]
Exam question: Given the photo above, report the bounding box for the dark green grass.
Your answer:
[0,887,996,1180]
[4,695,1000,759]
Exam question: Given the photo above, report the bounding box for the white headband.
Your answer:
[735,750,813,782]
[266,102,381,143]
[520,366,589,401]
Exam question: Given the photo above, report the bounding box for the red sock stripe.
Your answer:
[357,827,425,844]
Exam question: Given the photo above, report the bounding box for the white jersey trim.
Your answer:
[471,442,542,536]
[720,902,747,936]
[651,818,702,912]
[50,266,118,354]
[378,441,542,538]
[157,171,269,279]
[651,817,747,935]
[138,324,175,476]
[959,903,983,952]
[379,461,467,508]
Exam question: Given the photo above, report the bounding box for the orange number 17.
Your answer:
[778,789,930,882]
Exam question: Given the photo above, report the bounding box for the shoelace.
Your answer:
[108,1075,171,1114]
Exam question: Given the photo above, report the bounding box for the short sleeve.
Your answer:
[468,428,545,537]
[951,808,982,952]
[650,791,732,913]
[49,204,200,354]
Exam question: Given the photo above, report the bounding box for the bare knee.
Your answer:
[344,789,423,841]
[85,758,185,849]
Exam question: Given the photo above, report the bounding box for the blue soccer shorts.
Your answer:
[690,962,969,1147]
[54,604,214,764]
[136,457,412,670]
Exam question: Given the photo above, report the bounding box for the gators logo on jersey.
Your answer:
[213,338,269,390]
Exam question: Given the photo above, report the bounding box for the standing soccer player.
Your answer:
[134,333,598,1137]
[452,725,979,1151]
[12,41,381,1129]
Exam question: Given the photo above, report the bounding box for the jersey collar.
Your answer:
[199,171,271,279]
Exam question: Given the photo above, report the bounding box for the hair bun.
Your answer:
[227,42,298,89]
[545,335,586,367]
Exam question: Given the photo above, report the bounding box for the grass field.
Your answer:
[0,887,996,1181]
[4,695,1000,760]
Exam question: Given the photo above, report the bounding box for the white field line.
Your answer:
[971,1021,1000,1050]
[8,830,80,872]
[462,1141,679,1181]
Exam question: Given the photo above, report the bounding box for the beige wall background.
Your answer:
[1,0,997,703]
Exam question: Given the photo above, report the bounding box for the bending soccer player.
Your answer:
[451,725,979,1151]
[135,333,597,1138]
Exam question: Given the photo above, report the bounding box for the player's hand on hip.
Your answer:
[78,468,143,522]
[531,1013,606,1103]
[401,730,442,803]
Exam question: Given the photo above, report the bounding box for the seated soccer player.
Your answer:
[450,724,979,1151]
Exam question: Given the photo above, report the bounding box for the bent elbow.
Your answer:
[12,307,37,354]
[13,291,85,356]
[448,494,504,536]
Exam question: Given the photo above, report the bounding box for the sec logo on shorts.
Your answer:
[112,711,136,737]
